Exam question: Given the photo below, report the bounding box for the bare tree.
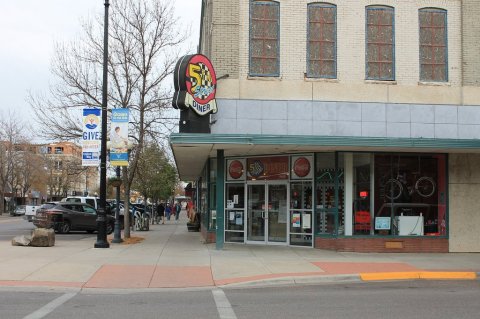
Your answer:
[42,154,86,201]
[0,112,28,214]
[28,0,187,237]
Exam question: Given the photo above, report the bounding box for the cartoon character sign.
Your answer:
[173,54,218,116]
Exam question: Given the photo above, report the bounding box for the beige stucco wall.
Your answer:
[448,154,480,252]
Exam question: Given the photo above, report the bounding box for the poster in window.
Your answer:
[229,211,235,221]
[302,213,311,229]
[235,211,243,225]
[375,217,391,230]
[278,200,287,223]
[292,213,301,228]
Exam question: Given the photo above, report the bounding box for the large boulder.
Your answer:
[12,235,32,246]
[30,228,55,247]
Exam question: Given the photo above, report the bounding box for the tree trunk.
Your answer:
[0,193,5,215]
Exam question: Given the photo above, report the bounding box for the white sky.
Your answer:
[0,0,202,134]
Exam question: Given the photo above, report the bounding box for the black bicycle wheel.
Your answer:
[415,176,436,198]
[384,179,403,200]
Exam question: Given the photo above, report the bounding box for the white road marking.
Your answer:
[23,292,77,319]
[212,288,238,319]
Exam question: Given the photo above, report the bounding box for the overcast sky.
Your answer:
[0,0,201,136]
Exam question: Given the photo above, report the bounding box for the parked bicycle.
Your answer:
[384,172,436,201]
[133,210,150,231]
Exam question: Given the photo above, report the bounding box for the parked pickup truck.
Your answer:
[23,205,42,222]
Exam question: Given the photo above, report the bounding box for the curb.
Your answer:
[360,271,477,281]
[217,274,362,288]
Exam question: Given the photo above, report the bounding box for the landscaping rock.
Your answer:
[12,235,32,246]
[30,228,55,247]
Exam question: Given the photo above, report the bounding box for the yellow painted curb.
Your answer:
[360,272,419,281]
[419,272,477,280]
[360,272,477,281]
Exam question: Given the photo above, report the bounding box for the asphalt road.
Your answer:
[0,281,479,319]
[0,217,95,241]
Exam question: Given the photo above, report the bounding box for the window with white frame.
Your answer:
[419,8,448,82]
[249,1,280,76]
[307,3,336,78]
[365,6,395,81]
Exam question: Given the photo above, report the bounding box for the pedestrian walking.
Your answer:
[175,202,181,222]
[157,202,165,224]
[156,203,165,224]
[165,203,172,221]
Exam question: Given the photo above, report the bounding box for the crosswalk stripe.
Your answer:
[212,288,237,319]
[23,292,77,319]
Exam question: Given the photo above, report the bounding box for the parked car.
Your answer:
[33,202,114,234]
[63,196,112,215]
[23,205,43,221]
[13,205,26,216]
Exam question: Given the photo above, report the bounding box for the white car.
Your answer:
[23,205,42,221]
[63,196,99,209]
[13,205,26,216]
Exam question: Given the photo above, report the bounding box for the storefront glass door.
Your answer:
[247,183,287,244]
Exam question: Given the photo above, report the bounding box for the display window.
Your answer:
[318,152,447,238]
[315,153,344,235]
[373,154,446,236]
[290,181,313,246]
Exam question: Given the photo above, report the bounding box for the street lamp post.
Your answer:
[111,166,123,243]
[95,0,110,248]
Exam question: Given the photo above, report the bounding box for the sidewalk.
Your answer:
[0,212,478,290]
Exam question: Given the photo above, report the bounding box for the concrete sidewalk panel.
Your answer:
[24,262,100,283]
[84,265,155,289]
[149,266,214,288]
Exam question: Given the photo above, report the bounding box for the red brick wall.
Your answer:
[315,237,449,253]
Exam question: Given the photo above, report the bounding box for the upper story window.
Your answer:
[366,6,395,81]
[307,3,336,78]
[249,1,280,77]
[419,8,447,82]
[54,147,64,154]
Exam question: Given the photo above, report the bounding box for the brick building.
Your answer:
[170,0,480,252]
[41,142,98,201]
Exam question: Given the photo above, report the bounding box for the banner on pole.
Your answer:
[82,108,101,166]
[110,108,129,166]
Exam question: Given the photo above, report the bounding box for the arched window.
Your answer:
[307,3,337,78]
[419,8,447,82]
[365,6,395,80]
[249,1,280,76]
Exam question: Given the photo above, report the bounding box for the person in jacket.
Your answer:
[165,203,172,221]
[157,202,165,224]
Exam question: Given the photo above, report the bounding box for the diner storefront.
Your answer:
[175,143,450,252]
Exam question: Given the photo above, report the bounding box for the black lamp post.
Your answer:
[95,0,110,248]
[111,166,123,243]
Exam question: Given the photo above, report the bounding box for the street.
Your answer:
[0,217,96,241]
[0,281,479,319]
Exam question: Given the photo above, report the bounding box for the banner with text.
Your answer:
[82,108,101,166]
[110,108,129,166]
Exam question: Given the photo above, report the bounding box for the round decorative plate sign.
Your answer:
[229,160,244,179]
[293,157,311,178]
